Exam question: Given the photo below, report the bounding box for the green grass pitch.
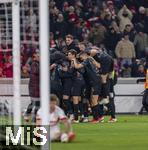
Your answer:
[0,115,148,150]
[52,115,148,150]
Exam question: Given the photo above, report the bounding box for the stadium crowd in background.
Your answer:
[0,0,147,78]
[49,0,148,78]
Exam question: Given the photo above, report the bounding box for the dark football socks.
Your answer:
[102,83,109,98]
[63,99,73,115]
[108,98,116,118]
[83,103,88,117]
[98,104,104,117]
[73,104,79,120]
[92,104,99,120]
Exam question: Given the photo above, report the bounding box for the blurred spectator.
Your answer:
[115,33,136,67]
[136,64,145,77]
[118,5,133,32]
[54,13,68,39]
[124,24,136,42]
[105,1,117,20]
[68,6,78,23]
[0,68,4,77]
[55,38,66,51]
[114,58,121,76]
[105,27,121,57]
[50,32,56,48]
[81,21,90,41]
[131,59,139,77]
[122,63,132,77]
[101,12,113,29]
[89,22,106,46]
[73,22,83,40]
[144,17,148,35]
[132,6,147,26]
[65,34,80,53]
[3,55,13,78]
[29,9,37,34]
[21,65,30,78]
[67,6,79,34]
[134,30,148,59]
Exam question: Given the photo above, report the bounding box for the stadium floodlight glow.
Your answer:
[12,0,21,125]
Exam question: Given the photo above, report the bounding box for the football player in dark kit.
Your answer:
[50,49,68,107]
[72,51,102,123]
[50,63,63,105]
[90,47,114,103]
[67,50,86,123]
[107,70,118,122]
[89,47,114,122]
[58,57,73,118]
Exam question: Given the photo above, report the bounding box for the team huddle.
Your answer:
[23,35,118,142]
[50,35,118,125]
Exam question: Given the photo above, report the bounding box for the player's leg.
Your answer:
[90,84,101,123]
[72,96,79,123]
[100,74,110,104]
[91,95,99,120]
[107,78,117,122]
[80,85,90,122]
[24,100,33,121]
[62,81,73,117]
[71,80,85,123]
[98,104,104,122]
[32,98,40,123]
[142,89,148,112]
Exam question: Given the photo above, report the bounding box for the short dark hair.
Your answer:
[68,49,77,56]
[79,51,89,57]
[66,34,73,40]
[78,42,86,46]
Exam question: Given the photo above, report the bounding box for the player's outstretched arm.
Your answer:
[61,119,72,133]
[72,58,84,69]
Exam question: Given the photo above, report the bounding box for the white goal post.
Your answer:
[39,0,50,149]
[12,0,21,125]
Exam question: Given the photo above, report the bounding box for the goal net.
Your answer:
[0,0,50,149]
[0,0,39,125]
[0,0,39,51]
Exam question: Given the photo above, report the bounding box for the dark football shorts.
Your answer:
[101,61,114,75]
[62,80,72,96]
[90,78,101,96]
[83,83,91,100]
[71,80,85,96]
[101,65,113,74]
